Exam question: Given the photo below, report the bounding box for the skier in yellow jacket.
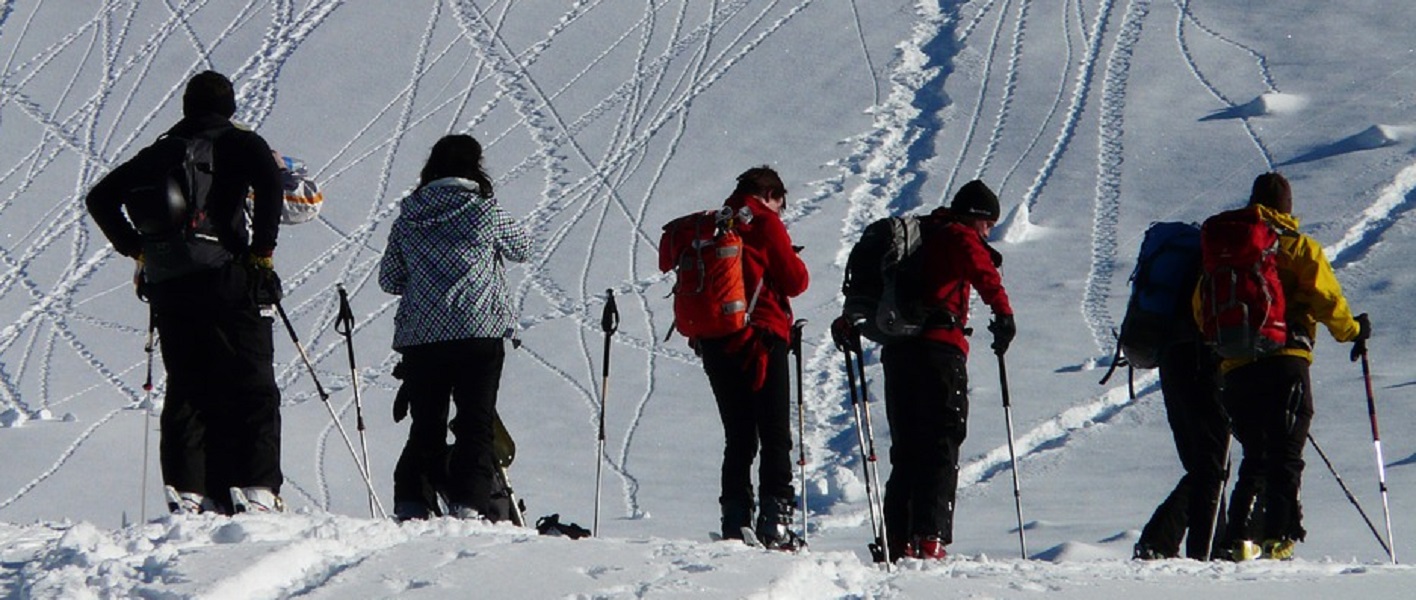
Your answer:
[1196,172,1370,561]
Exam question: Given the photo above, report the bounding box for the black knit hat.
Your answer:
[183,71,237,118]
[1248,172,1292,214]
[950,180,1001,221]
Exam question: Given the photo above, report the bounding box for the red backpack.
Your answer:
[1197,206,1288,358]
[659,206,760,340]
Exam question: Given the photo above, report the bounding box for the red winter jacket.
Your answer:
[918,208,1012,356]
[724,194,810,344]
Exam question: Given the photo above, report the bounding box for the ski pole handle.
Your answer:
[335,283,354,335]
[601,288,620,335]
[790,319,806,355]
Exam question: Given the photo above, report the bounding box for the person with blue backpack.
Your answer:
[1117,222,1229,560]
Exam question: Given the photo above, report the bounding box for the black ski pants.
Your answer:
[1222,355,1313,544]
[148,262,282,512]
[1138,343,1229,559]
[700,332,795,528]
[392,337,505,517]
[880,339,968,549]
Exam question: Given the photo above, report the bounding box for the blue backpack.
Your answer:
[1117,221,1203,369]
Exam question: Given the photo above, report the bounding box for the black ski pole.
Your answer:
[996,351,1028,559]
[140,307,157,523]
[1308,431,1391,558]
[1359,349,1397,563]
[1203,435,1232,562]
[274,300,386,518]
[790,319,808,546]
[593,289,619,537]
[834,320,889,568]
[334,284,377,518]
[851,328,889,567]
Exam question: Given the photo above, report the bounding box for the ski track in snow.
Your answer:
[0,1,1413,565]
[1080,0,1148,356]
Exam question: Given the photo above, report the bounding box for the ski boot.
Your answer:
[230,487,285,514]
[1231,539,1262,562]
[164,486,213,515]
[755,497,805,552]
[719,496,755,542]
[1262,538,1296,560]
[912,535,947,560]
[393,501,432,522]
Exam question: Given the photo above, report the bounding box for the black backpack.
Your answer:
[842,215,955,344]
[123,125,234,283]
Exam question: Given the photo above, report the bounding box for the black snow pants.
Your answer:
[392,337,505,518]
[880,338,969,553]
[1221,355,1313,544]
[148,262,282,513]
[1137,342,1229,558]
[699,332,795,534]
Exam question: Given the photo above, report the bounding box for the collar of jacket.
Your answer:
[400,178,490,226]
[167,114,243,137]
[724,193,772,217]
[1253,203,1300,231]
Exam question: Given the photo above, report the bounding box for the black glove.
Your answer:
[391,361,410,422]
[1350,313,1371,362]
[831,314,861,353]
[246,255,283,305]
[392,392,410,423]
[989,314,1016,356]
[133,256,149,303]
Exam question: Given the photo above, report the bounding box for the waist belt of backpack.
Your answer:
[921,310,967,333]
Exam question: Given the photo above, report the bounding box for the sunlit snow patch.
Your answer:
[1256,92,1308,116]
[998,202,1049,244]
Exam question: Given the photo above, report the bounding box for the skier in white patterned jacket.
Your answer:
[379,134,532,521]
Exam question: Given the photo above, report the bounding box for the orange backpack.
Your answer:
[659,206,759,340]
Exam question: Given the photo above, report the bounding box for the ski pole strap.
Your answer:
[1097,330,1124,385]
[601,288,620,335]
[335,284,354,336]
[790,319,806,356]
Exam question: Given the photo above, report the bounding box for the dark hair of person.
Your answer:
[732,165,786,201]
[418,134,494,199]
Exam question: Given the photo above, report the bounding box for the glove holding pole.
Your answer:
[593,289,620,537]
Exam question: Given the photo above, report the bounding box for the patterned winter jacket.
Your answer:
[379,178,532,350]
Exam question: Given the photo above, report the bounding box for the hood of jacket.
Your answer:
[398,177,487,227]
[1253,202,1300,231]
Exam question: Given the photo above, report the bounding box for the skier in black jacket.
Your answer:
[85,70,286,514]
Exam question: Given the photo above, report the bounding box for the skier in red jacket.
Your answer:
[843,180,1015,561]
[697,166,809,550]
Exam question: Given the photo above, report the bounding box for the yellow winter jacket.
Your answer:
[1193,204,1361,373]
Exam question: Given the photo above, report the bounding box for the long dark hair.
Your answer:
[418,134,494,199]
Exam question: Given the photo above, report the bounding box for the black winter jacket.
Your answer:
[86,114,283,261]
